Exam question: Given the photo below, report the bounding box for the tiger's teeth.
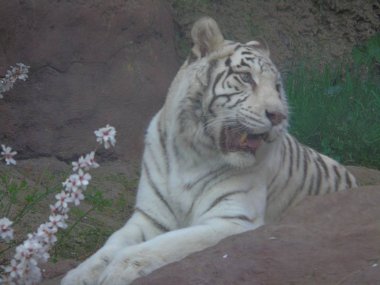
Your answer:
[240,132,248,145]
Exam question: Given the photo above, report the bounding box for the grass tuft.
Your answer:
[286,34,380,168]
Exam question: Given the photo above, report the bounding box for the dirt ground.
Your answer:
[0,0,379,284]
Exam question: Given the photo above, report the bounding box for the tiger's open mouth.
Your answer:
[221,126,269,154]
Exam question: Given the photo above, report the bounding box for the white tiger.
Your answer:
[62,17,357,285]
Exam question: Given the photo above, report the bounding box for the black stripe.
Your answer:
[142,161,176,218]
[267,142,286,201]
[135,208,170,233]
[345,171,353,188]
[146,143,162,176]
[295,139,301,171]
[303,146,309,180]
[285,146,309,208]
[314,158,322,195]
[233,75,243,85]
[333,165,341,191]
[244,57,255,62]
[186,167,233,217]
[240,58,250,68]
[202,189,249,216]
[227,95,249,109]
[220,215,255,223]
[285,135,294,178]
[158,117,169,173]
[274,135,293,200]
[206,60,218,87]
[317,154,330,179]
[140,228,147,242]
[307,169,316,195]
[185,165,230,190]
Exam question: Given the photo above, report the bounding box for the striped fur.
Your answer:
[62,17,357,285]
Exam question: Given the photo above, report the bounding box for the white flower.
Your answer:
[49,204,69,218]
[16,240,41,261]
[72,152,99,171]
[3,259,22,280]
[62,174,81,193]
[54,191,72,209]
[94,124,117,149]
[36,223,57,245]
[47,214,67,230]
[84,151,100,169]
[14,63,29,81]
[70,189,85,206]
[1,144,17,165]
[78,169,91,189]
[72,155,86,172]
[0,217,14,242]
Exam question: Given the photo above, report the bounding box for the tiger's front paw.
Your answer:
[61,249,114,285]
[98,250,160,285]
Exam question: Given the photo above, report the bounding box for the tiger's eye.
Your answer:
[239,72,254,84]
[275,83,281,92]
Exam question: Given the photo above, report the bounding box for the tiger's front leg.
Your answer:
[61,213,162,285]
[97,219,261,285]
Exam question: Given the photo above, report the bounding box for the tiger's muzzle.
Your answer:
[221,125,270,155]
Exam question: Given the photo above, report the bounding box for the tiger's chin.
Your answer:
[222,152,258,168]
[219,126,283,168]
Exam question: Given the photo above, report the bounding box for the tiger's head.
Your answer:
[170,17,288,168]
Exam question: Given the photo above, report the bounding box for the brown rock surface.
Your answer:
[0,0,179,164]
[133,185,380,285]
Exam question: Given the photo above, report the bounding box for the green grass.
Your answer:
[286,34,380,168]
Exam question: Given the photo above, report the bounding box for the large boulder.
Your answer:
[133,185,380,285]
[0,0,179,164]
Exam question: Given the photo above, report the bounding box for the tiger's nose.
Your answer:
[265,110,286,126]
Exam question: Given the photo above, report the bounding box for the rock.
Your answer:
[133,186,380,285]
[348,165,380,186]
[0,0,179,164]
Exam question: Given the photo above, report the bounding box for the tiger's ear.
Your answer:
[246,40,270,57]
[191,17,224,58]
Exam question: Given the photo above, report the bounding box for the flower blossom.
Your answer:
[0,63,29,98]
[0,217,14,242]
[70,189,85,206]
[62,174,81,193]
[47,214,67,230]
[1,144,17,165]
[54,191,72,209]
[94,124,116,149]
[77,169,91,188]
[72,151,99,172]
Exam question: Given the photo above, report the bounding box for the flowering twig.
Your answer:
[0,63,28,166]
[0,125,117,285]
[0,63,29,99]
